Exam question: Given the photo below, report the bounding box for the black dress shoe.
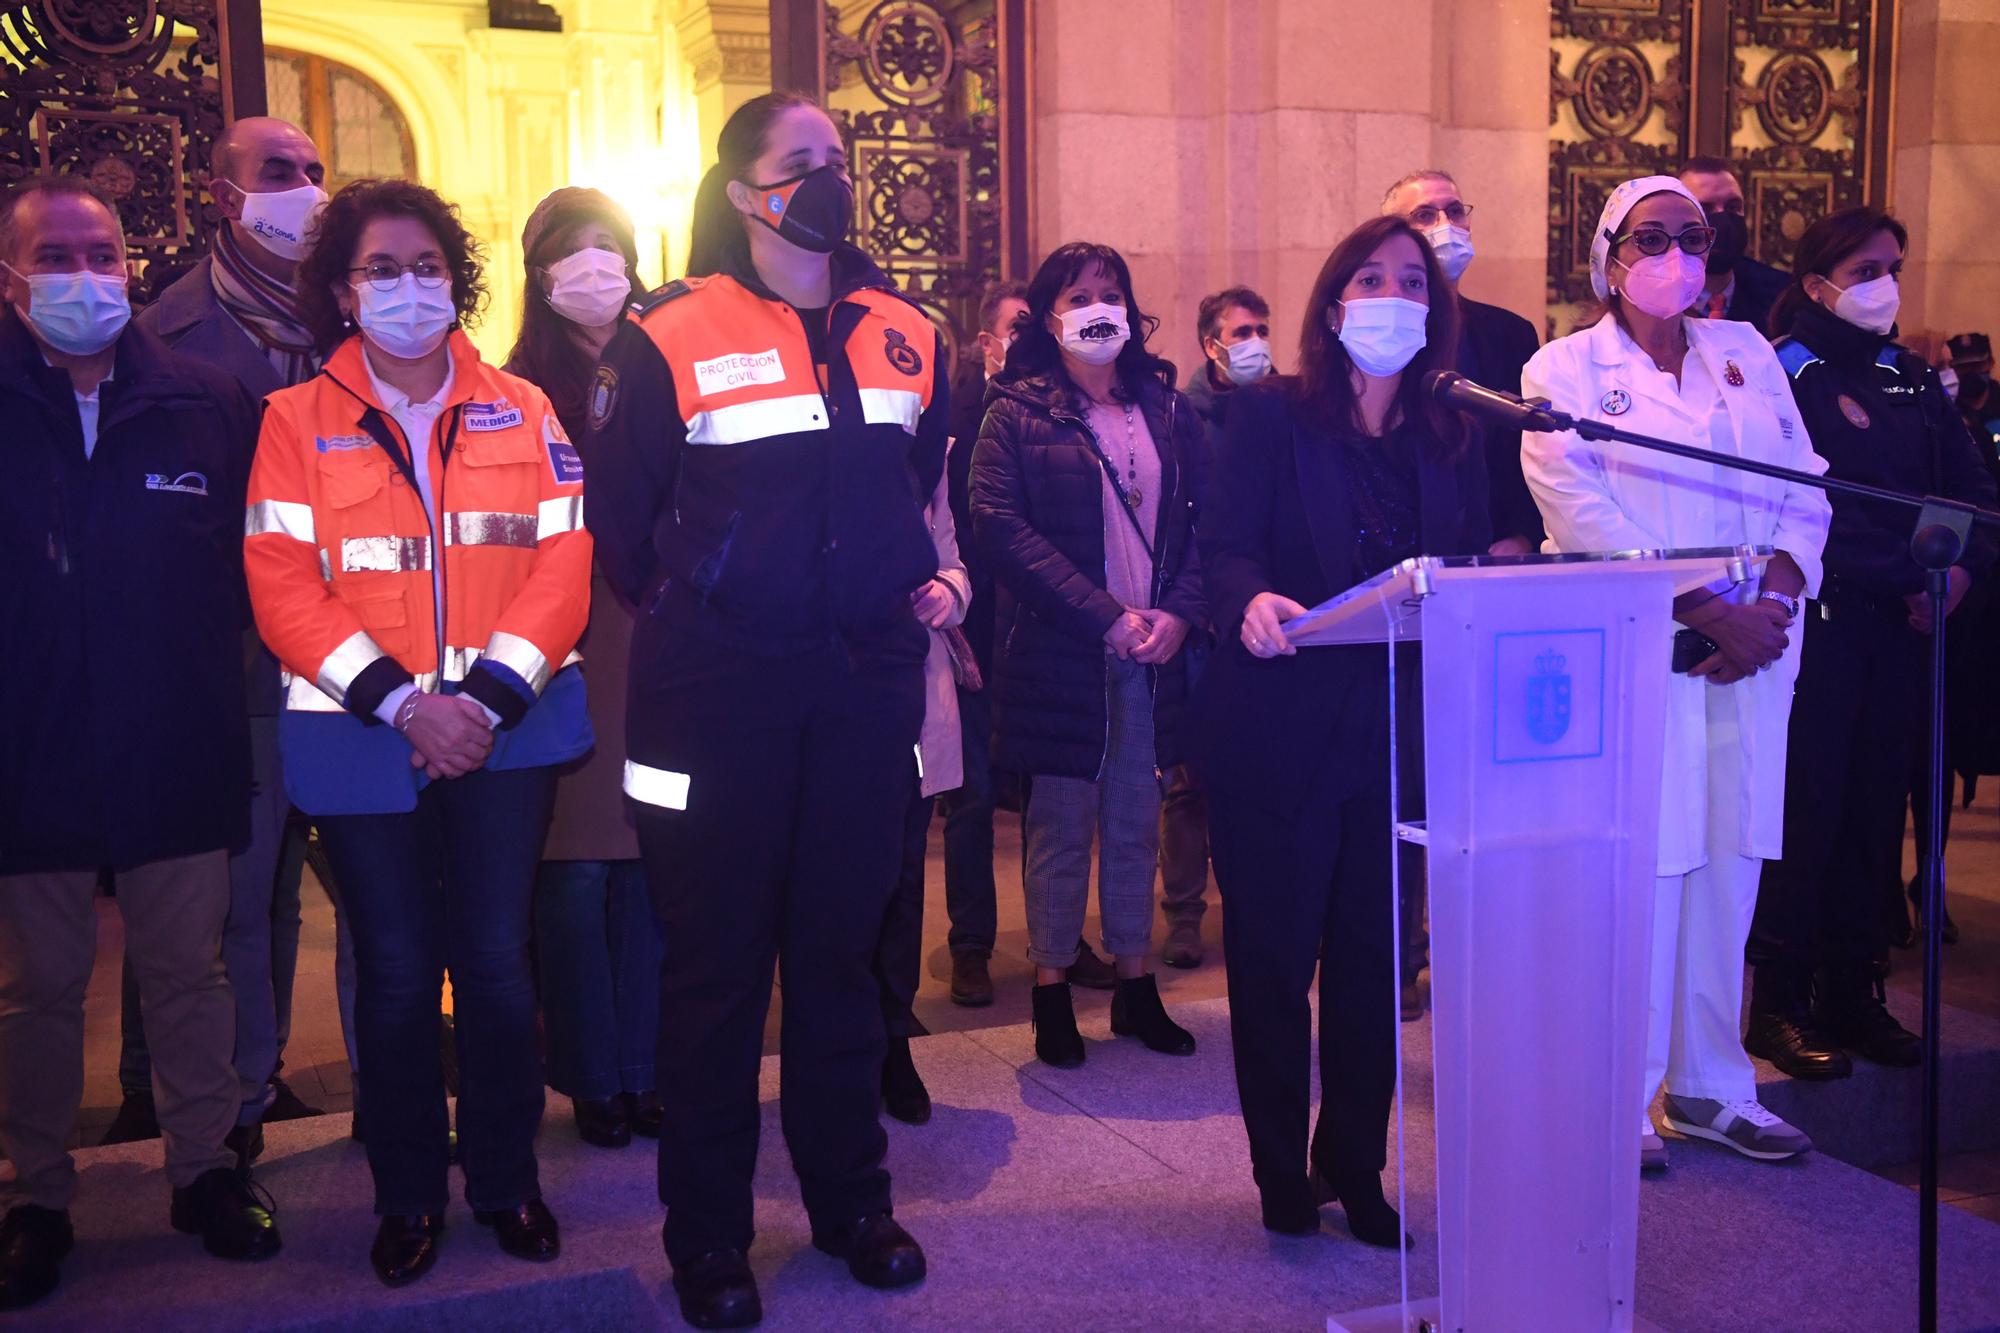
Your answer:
[1258,1182,1320,1236]
[672,1247,762,1329]
[1109,974,1196,1055]
[949,950,995,1007]
[1744,1011,1853,1080]
[626,1090,664,1138]
[811,1212,926,1289]
[370,1213,444,1287]
[475,1198,560,1262]
[1030,982,1085,1068]
[1067,940,1117,990]
[1815,964,1924,1068]
[573,1095,632,1149]
[881,1037,932,1125]
[0,1205,72,1311]
[1315,1169,1411,1249]
[169,1167,281,1260]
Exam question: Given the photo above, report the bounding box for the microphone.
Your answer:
[1424,370,1566,433]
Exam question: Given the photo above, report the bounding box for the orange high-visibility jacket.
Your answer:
[245,331,591,729]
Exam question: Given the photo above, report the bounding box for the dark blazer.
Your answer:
[1458,295,1544,547]
[1722,256,1790,338]
[969,369,1207,780]
[1195,381,1490,813]
[1,312,257,873]
[135,255,290,720]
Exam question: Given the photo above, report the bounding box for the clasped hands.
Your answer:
[1104,606,1190,663]
[399,692,495,780]
[1680,596,1792,685]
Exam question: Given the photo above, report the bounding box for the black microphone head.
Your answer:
[1422,369,1462,402]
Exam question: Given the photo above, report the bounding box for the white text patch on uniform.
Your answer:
[692,348,785,397]
[465,401,526,432]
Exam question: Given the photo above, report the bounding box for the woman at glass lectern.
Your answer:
[1520,175,1831,1173]
[1195,214,1490,1243]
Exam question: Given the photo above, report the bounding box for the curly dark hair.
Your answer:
[297,178,487,355]
[1000,241,1175,401]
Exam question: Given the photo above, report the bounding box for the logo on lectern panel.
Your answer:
[1525,649,1571,744]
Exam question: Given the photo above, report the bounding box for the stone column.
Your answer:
[1892,0,2000,347]
[672,0,773,169]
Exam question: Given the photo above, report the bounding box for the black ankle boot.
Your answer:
[1030,982,1085,1068]
[1317,1169,1410,1249]
[881,1036,932,1124]
[1109,974,1196,1055]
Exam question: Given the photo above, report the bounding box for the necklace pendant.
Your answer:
[1126,486,1143,509]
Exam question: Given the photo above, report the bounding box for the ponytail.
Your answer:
[683,90,822,279]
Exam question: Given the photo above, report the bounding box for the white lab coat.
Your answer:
[1521,314,1832,875]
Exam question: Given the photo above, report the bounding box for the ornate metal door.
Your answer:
[0,0,267,298]
[1548,0,1895,327]
[772,0,1032,367]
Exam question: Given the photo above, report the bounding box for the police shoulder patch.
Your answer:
[588,363,620,432]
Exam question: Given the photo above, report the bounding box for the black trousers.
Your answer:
[631,636,923,1265]
[873,786,935,1039]
[1751,606,1925,997]
[1210,755,1398,1199]
[314,764,555,1215]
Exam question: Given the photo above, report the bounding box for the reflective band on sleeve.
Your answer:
[318,549,332,582]
[245,499,316,542]
[285,667,436,712]
[685,393,830,445]
[482,630,551,694]
[315,630,387,702]
[623,761,690,810]
[858,387,924,434]
[443,511,538,549]
[341,536,432,573]
[537,495,584,540]
[914,742,924,782]
[442,646,481,682]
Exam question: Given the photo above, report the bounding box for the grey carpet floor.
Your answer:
[36,997,2000,1332]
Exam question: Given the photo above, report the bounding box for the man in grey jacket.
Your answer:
[114,116,350,1158]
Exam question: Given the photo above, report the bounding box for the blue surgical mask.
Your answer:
[6,263,131,355]
[351,272,455,359]
[1334,297,1428,378]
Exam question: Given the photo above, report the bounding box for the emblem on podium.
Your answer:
[1525,649,1571,744]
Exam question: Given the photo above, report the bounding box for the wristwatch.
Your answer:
[1760,590,1801,619]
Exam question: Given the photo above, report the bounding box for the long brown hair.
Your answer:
[504,190,639,430]
[1287,214,1465,452]
[686,91,822,279]
[1767,206,1908,339]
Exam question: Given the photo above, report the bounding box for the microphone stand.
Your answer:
[1504,393,2000,1333]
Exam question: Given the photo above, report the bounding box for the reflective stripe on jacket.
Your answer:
[245,330,592,729]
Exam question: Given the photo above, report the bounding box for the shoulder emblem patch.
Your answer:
[1837,393,1871,430]
[546,414,584,485]
[884,327,923,377]
[633,278,697,318]
[588,364,619,432]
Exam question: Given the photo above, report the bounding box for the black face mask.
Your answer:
[1962,372,1993,403]
[745,165,854,254]
[1706,209,1749,274]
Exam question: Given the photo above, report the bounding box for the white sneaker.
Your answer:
[1662,1094,1812,1161]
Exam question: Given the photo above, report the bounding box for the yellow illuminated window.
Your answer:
[263,48,414,192]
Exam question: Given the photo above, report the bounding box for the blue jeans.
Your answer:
[939,683,997,955]
[534,859,661,1102]
[314,764,555,1215]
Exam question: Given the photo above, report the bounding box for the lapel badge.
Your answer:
[1724,360,1745,387]
[1600,388,1632,416]
[1837,393,1871,430]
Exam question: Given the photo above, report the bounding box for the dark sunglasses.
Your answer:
[1608,225,1717,258]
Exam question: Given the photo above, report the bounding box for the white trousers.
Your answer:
[1643,684,1761,1116]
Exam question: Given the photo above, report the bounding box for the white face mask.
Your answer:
[5,263,131,356]
[1824,273,1900,336]
[1057,302,1129,365]
[1423,222,1475,282]
[981,331,1015,378]
[351,272,455,359]
[1216,335,1271,385]
[1334,297,1428,378]
[230,182,327,262]
[544,247,632,327]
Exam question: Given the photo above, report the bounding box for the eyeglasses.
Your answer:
[1610,225,1716,258]
[1409,203,1473,228]
[347,260,450,292]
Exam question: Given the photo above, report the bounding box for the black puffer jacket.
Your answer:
[969,370,1207,780]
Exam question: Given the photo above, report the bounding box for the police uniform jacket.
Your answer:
[0,311,256,873]
[1775,303,1997,602]
[582,245,949,664]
